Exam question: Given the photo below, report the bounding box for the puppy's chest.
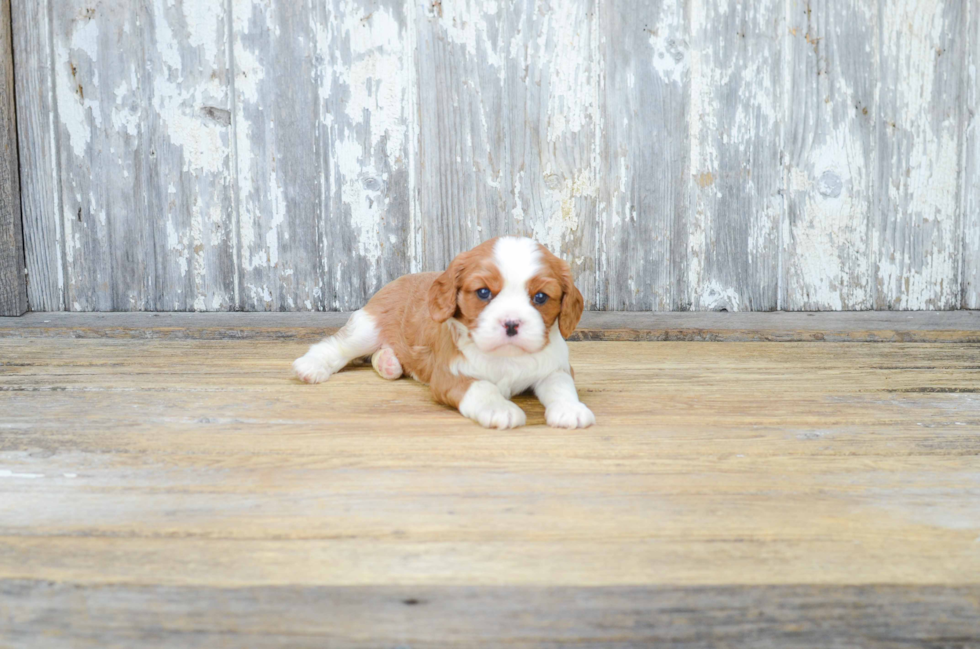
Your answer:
[452,345,568,397]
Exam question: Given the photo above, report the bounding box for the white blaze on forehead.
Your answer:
[492,237,542,291]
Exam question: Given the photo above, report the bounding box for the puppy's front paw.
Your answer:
[293,354,333,384]
[546,401,595,429]
[473,400,527,430]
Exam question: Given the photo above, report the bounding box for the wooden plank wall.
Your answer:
[0,0,27,316]
[9,0,979,312]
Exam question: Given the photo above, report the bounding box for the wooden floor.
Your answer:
[1,319,980,646]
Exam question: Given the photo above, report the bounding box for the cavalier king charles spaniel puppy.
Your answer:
[293,237,594,429]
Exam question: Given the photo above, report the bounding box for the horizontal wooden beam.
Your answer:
[0,311,977,342]
[0,0,26,316]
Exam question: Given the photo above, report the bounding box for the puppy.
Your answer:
[293,237,595,429]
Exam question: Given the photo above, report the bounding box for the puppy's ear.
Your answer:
[428,260,460,323]
[558,260,584,338]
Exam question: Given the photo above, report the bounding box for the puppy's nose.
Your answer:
[504,320,520,337]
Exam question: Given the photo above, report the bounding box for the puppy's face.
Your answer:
[428,237,584,355]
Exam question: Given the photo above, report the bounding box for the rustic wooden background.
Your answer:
[9,0,980,312]
[0,0,27,316]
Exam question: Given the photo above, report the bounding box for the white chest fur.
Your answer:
[449,321,571,397]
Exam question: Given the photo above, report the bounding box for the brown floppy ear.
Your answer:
[428,261,460,323]
[558,260,584,338]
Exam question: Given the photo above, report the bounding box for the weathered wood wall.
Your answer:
[10,0,979,312]
[0,0,27,316]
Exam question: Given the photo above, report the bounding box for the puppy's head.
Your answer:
[428,237,584,355]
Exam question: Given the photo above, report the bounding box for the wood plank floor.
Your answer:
[1,334,979,646]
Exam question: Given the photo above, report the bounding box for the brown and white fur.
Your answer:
[293,237,594,429]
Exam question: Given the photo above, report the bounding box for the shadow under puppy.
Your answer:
[293,237,594,429]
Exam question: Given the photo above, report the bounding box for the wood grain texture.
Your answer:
[233,0,412,311]
[1,337,979,644]
[4,582,979,648]
[9,0,980,313]
[43,1,238,312]
[415,0,598,305]
[597,0,689,310]
[232,0,321,311]
[963,0,980,309]
[686,0,783,312]
[874,0,963,310]
[49,2,145,310]
[0,0,26,316]
[316,0,413,310]
[141,1,237,311]
[11,0,63,313]
[782,0,876,310]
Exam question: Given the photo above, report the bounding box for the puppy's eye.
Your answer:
[532,292,549,305]
[476,288,492,301]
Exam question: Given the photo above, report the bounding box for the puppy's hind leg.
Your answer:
[371,347,403,380]
[293,310,381,384]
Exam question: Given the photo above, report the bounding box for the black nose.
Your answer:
[504,321,520,337]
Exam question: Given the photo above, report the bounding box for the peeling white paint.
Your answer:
[183,2,224,64]
[56,30,102,159]
[150,3,228,174]
[111,78,139,137]
[265,170,287,268]
[335,137,383,260]
[788,124,872,309]
[700,280,741,312]
[686,0,782,310]
[30,0,979,313]
[155,97,227,173]
[541,0,595,142]
[317,1,409,277]
[877,0,960,309]
[341,5,406,167]
[432,0,503,71]
[532,169,596,253]
[233,44,264,104]
[648,2,687,85]
[167,219,188,277]
[511,170,525,223]
[63,202,76,267]
[190,211,207,310]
